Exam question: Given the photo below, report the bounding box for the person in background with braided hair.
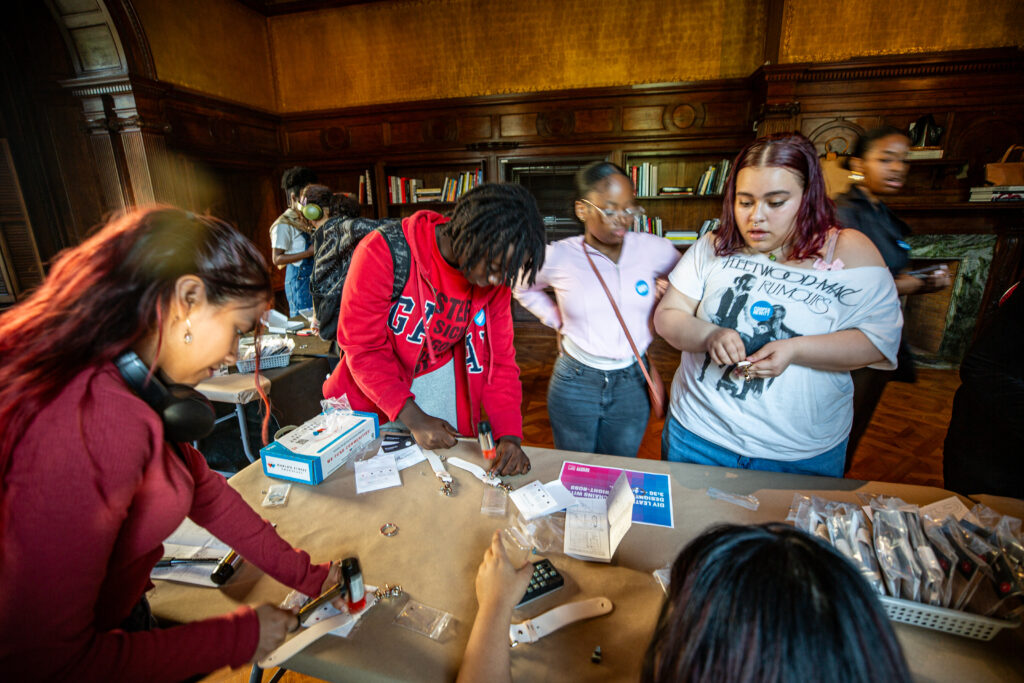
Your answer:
[0,208,349,681]
[323,183,546,476]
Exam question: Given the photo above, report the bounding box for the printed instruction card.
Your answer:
[559,461,674,528]
[563,471,634,562]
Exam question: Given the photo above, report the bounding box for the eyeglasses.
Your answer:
[580,198,646,221]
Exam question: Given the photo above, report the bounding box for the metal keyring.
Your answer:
[380,522,399,537]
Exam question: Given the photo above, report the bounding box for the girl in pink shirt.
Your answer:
[515,162,679,457]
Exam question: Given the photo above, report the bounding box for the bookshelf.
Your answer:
[380,159,485,218]
[620,151,735,237]
[315,166,376,218]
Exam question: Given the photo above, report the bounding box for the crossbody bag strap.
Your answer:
[580,241,659,394]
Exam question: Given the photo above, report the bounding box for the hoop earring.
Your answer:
[848,170,864,182]
[184,318,193,345]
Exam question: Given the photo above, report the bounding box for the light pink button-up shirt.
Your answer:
[514,233,680,362]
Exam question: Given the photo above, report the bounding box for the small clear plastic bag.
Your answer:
[480,486,508,517]
[394,600,457,642]
[261,483,291,507]
[706,487,759,511]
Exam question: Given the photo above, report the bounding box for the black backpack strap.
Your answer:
[377,220,411,300]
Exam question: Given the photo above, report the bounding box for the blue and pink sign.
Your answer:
[559,461,674,528]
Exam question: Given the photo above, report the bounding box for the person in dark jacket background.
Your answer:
[835,126,950,466]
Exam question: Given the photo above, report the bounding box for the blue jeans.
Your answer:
[661,414,847,478]
[284,258,313,317]
[547,353,650,458]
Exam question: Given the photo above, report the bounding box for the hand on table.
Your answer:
[252,604,299,663]
[474,530,534,616]
[399,400,458,450]
[705,326,747,366]
[491,437,530,476]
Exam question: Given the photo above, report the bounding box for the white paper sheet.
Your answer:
[509,480,578,520]
[355,453,402,494]
[150,518,229,587]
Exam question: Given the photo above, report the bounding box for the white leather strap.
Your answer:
[423,450,452,483]
[259,612,349,669]
[509,597,613,646]
[447,457,503,487]
[260,588,379,668]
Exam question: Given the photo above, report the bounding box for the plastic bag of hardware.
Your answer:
[394,600,457,642]
[942,517,992,611]
[920,515,958,607]
[826,505,885,596]
[902,509,945,606]
[871,498,922,600]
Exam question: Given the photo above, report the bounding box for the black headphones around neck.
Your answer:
[115,351,216,443]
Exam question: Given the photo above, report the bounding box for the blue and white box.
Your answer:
[260,410,379,485]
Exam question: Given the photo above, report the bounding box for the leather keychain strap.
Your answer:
[581,242,660,398]
[447,456,504,487]
[509,596,613,646]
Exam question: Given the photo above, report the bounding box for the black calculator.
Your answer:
[516,559,564,606]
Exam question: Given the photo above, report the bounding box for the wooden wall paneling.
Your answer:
[0,140,45,299]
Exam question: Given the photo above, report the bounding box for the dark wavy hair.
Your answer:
[717,132,837,261]
[0,207,273,473]
[441,183,546,287]
[642,523,911,683]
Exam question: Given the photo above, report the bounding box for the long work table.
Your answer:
[149,442,1024,682]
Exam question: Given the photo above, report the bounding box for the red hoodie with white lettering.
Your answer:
[322,210,523,441]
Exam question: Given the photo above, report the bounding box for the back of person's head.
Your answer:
[642,523,910,683]
[442,183,546,287]
[0,207,271,470]
[281,166,318,200]
[717,132,835,261]
[847,126,911,166]
[299,184,333,211]
[575,161,631,198]
[330,192,361,220]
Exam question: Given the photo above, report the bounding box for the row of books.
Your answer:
[694,160,731,196]
[356,170,373,206]
[629,163,659,198]
[632,215,663,236]
[662,217,719,245]
[386,169,483,204]
[627,159,732,198]
[969,185,1024,202]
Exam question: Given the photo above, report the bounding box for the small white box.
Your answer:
[260,411,379,485]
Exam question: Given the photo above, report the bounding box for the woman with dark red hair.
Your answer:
[654,133,903,476]
[0,208,345,681]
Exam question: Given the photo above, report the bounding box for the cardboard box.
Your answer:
[260,411,379,485]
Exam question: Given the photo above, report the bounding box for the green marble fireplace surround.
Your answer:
[907,234,996,362]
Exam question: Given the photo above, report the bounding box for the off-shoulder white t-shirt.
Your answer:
[666,233,902,461]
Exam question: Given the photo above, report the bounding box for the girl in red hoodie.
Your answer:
[323,183,547,475]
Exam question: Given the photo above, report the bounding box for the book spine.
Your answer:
[365,170,373,206]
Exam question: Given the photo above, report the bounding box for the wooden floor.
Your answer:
[199,321,960,683]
